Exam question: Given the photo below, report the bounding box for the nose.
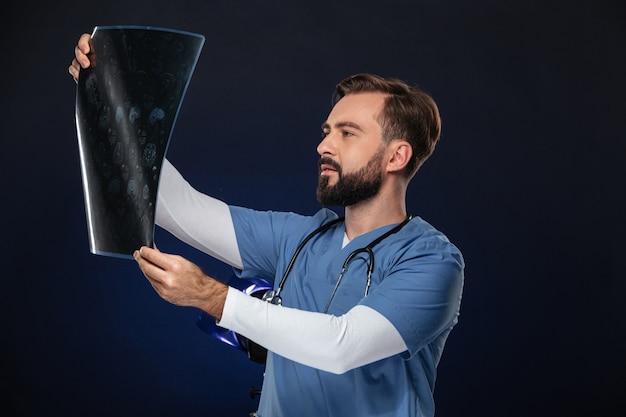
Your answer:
[317,132,335,157]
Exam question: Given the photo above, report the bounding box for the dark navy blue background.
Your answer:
[2,1,625,416]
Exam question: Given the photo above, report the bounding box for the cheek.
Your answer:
[344,151,373,171]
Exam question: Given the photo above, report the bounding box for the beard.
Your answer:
[316,147,384,207]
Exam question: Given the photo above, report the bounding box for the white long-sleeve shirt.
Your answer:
[154,159,407,373]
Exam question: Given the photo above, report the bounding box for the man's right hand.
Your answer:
[69,33,93,83]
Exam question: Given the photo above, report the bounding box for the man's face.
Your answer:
[316,92,387,207]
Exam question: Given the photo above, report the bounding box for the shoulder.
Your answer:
[394,216,461,249]
[387,216,465,271]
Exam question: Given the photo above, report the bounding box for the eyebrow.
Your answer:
[321,121,364,132]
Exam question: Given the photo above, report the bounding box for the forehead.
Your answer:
[325,92,387,128]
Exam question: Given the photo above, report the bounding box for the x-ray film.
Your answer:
[75,26,204,259]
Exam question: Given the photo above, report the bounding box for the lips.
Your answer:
[320,164,337,176]
[318,158,340,176]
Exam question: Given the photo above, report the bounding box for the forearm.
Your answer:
[196,278,229,321]
[218,288,407,374]
[156,159,243,268]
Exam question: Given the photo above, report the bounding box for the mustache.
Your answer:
[318,157,341,173]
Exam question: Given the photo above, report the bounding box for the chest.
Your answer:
[278,236,390,315]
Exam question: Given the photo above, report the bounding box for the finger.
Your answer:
[69,58,81,82]
[74,44,91,69]
[134,249,168,283]
[137,246,175,271]
[77,33,92,55]
[134,246,161,266]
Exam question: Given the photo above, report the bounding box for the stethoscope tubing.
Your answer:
[264,214,413,312]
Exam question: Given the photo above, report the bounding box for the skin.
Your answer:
[69,35,413,320]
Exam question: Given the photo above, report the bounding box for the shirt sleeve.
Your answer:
[218,287,408,374]
[155,159,243,268]
[228,206,337,281]
[360,236,465,358]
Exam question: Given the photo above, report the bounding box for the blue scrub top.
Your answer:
[230,206,464,417]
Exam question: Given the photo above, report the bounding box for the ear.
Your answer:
[386,140,412,173]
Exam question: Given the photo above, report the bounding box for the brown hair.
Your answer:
[334,73,441,178]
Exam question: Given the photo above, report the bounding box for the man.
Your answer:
[70,33,464,417]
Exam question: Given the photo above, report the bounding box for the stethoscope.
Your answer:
[262,214,413,313]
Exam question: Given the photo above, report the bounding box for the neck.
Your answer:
[343,187,408,240]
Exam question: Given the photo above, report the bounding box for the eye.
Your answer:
[342,130,354,137]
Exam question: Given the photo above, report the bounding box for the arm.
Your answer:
[221,219,464,372]
[133,246,406,374]
[156,160,243,268]
[219,288,407,374]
